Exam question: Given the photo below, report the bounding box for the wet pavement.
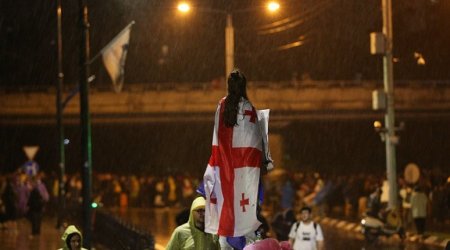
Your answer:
[0,208,181,250]
[0,207,447,250]
[0,217,62,250]
[108,207,447,250]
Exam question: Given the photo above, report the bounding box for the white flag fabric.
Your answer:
[204,97,270,237]
[102,21,134,93]
[257,109,274,171]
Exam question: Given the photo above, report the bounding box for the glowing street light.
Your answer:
[267,1,280,12]
[177,2,190,13]
[177,2,280,77]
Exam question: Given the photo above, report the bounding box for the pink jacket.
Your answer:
[243,238,291,250]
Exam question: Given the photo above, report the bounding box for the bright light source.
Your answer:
[177,2,190,13]
[414,52,426,65]
[373,121,382,129]
[267,1,280,12]
[91,202,98,208]
[64,139,70,145]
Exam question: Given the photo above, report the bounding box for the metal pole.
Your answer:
[78,0,92,247]
[382,0,398,209]
[56,0,66,229]
[225,13,234,77]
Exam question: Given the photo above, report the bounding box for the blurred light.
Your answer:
[277,40,304,50]
[392,57,399,63]
[91,202,98,208]
[361,219,366,225]
[88,75,96,83]
[414,52,426,65]
[64,139,70,145]
[417,57,425,65]
[267,1,280,12]
[177,2,190,13]
[373,121,382,129]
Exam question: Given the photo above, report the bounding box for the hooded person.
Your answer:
[58,225,87,250]
[166,196,220,250]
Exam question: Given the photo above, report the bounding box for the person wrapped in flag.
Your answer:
[203,69,273,249]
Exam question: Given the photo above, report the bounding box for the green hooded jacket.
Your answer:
[166,197,219,250]
[58,225,88,250]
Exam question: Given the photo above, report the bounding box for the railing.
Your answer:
[94,210,155,250]
[1,80,449,93]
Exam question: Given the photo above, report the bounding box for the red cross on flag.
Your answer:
[204,97,269,237]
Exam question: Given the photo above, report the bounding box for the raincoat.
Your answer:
[166,197,220,250]
[58,225,87,250]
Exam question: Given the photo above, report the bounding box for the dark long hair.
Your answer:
[223,69,249,127]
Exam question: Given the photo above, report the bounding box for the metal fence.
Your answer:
[94,210,155,250]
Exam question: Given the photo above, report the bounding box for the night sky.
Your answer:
[1,0,449,87]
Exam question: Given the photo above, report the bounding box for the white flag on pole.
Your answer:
[102,21,135,93]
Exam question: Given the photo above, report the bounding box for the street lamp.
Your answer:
[370,0,398,209]
[55,0,66,229]
[267,1,280,12]
[78,0,93,247]
[381,0,397,210]
[177,2,280,77]
[177,2,190,13]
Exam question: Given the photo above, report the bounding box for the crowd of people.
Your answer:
[267,169,449,235]
[0,165,447,242]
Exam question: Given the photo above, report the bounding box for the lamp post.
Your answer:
[382,0,398,210]
[225,13,234,77]
[55,0,66,229]
[78,0,93,247]
[177,1,280,77]
[372,0,397,209]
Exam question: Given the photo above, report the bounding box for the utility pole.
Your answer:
[56,0,66,229]
[225,13,234,77]
[382,0,398,209]
[78,0,93,247]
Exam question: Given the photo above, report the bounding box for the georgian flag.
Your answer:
[204,97,270,237]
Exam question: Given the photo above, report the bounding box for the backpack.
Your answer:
[294,221,318,235]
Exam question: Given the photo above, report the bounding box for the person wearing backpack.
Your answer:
[288,206,324,250]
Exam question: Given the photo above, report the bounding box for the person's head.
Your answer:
[189,196,206,231]
[66,233,82,250]
[61,225,83,250]
[224,69,249,127]
[227,69,247,98]
[300,206,312,222]
[193,207,205,231]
